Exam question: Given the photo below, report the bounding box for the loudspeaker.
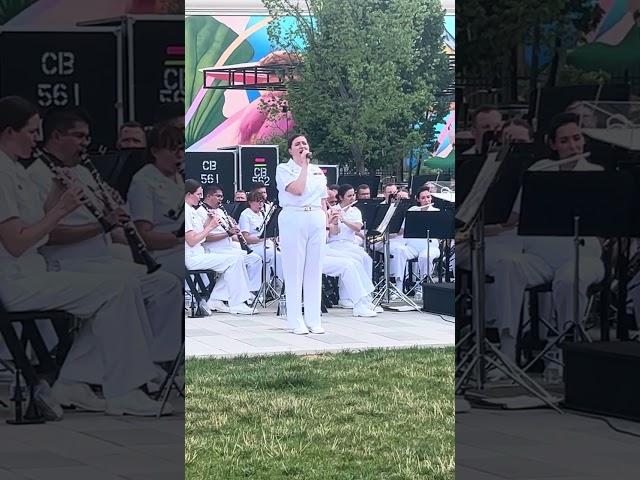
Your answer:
[422,282,454,316]
[564,342,640,421]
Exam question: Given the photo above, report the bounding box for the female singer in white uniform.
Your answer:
[326,184,373,276]
[128,124,185,280]
[276,134,327,334]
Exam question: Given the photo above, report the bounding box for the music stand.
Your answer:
[519,171,634,357]
[252,204,282,312]
[404,210,455,283]
[455,146,560,410]
[410,174,452,196]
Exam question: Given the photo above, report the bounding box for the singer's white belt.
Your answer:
[282,205,322,212]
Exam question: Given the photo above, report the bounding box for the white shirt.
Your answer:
[27,160,112,262]
[0,149,48,279]
[197,205,235,252]
[328,205,362,243]
[184,202,206,257]
[239,207,273,249]
[128,164,184,234]
[275,159,327,208]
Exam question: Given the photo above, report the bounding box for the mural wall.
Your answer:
[185,14,455,171]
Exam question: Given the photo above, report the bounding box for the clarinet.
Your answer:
[79,154,161,274]
[219,204,253,254]
[34,148,113,233]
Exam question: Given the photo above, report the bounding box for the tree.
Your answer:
[261,0,451,174]
[457,0,603,100]
[0,0,37,24]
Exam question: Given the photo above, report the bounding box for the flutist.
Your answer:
[198,184,263,303]
[27,108,183,383]
[326,184,373,278]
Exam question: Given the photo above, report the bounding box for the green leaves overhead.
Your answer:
[262,0,451,173]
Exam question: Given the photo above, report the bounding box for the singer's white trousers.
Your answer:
[0,271,156,398]
[278,208,326,330]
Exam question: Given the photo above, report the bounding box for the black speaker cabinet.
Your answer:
[422,282,454,316]
[564,342,640,421]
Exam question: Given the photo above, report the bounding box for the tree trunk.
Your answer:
[351,143,365,174]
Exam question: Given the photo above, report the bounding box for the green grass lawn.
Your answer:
[186,347,454,479]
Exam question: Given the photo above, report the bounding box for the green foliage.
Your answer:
[261,0,451,174]
[557,64,610,85]
[185,16,254,148]
[0,0,37,24]
[457,0,603,77]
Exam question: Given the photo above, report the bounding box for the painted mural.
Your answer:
[567,0,640,79]
[185,14,455,171]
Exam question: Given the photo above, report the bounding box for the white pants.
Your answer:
[327,241,373,278]
[324,250,374,304]
[204,247,263,292]
[154,245,185,281]
[375,237,415,290]
[52,257,182,362]
[185,251,251,306]
[0,271,156,398]
[253,242,284,282]
[404,238,440,280]
[278,208,326,330]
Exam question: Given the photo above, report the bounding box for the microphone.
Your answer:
[305,151,313,160]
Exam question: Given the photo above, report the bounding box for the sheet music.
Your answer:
[375,202,398,233]
[456,152,501,225]
[583,128,640,151]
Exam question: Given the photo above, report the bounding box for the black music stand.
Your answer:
[410,174,452,196]
[519,172,634,353]
[252,205,282,313]
[455,146,560,410]
[404,210,455,283]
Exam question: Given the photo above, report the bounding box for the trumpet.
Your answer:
[79,153,161,274]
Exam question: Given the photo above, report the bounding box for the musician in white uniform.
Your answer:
[326,184,373,276]
[26,109,182,384]
[184,179,254,315]
[490,112,604,365]
[461,105,502,155]
[0,96,165,417]
[404,187,441,281]
[198,184,262,301]
[127,124,185,280]
[238,190,283,281]
[276,133,327,334]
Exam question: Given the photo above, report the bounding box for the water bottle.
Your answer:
[9,371,28,422]
[544,344,563,384]
[415,288,423,301]
[278,296,287,317]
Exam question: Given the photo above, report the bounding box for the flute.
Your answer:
[529,152,592,171]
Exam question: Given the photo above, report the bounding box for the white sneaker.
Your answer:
[33,380,64,421]
[229,303,254,315]
[106,389,173,417]
[207,299,230,313]
[353,298,377,317]
[353,306,377,317]
[308,326,325,334]
[291,326,309,335]
[53,381,106,412]
[367,302,384,313]
[198,299,211,316]
[337,299,354,309]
